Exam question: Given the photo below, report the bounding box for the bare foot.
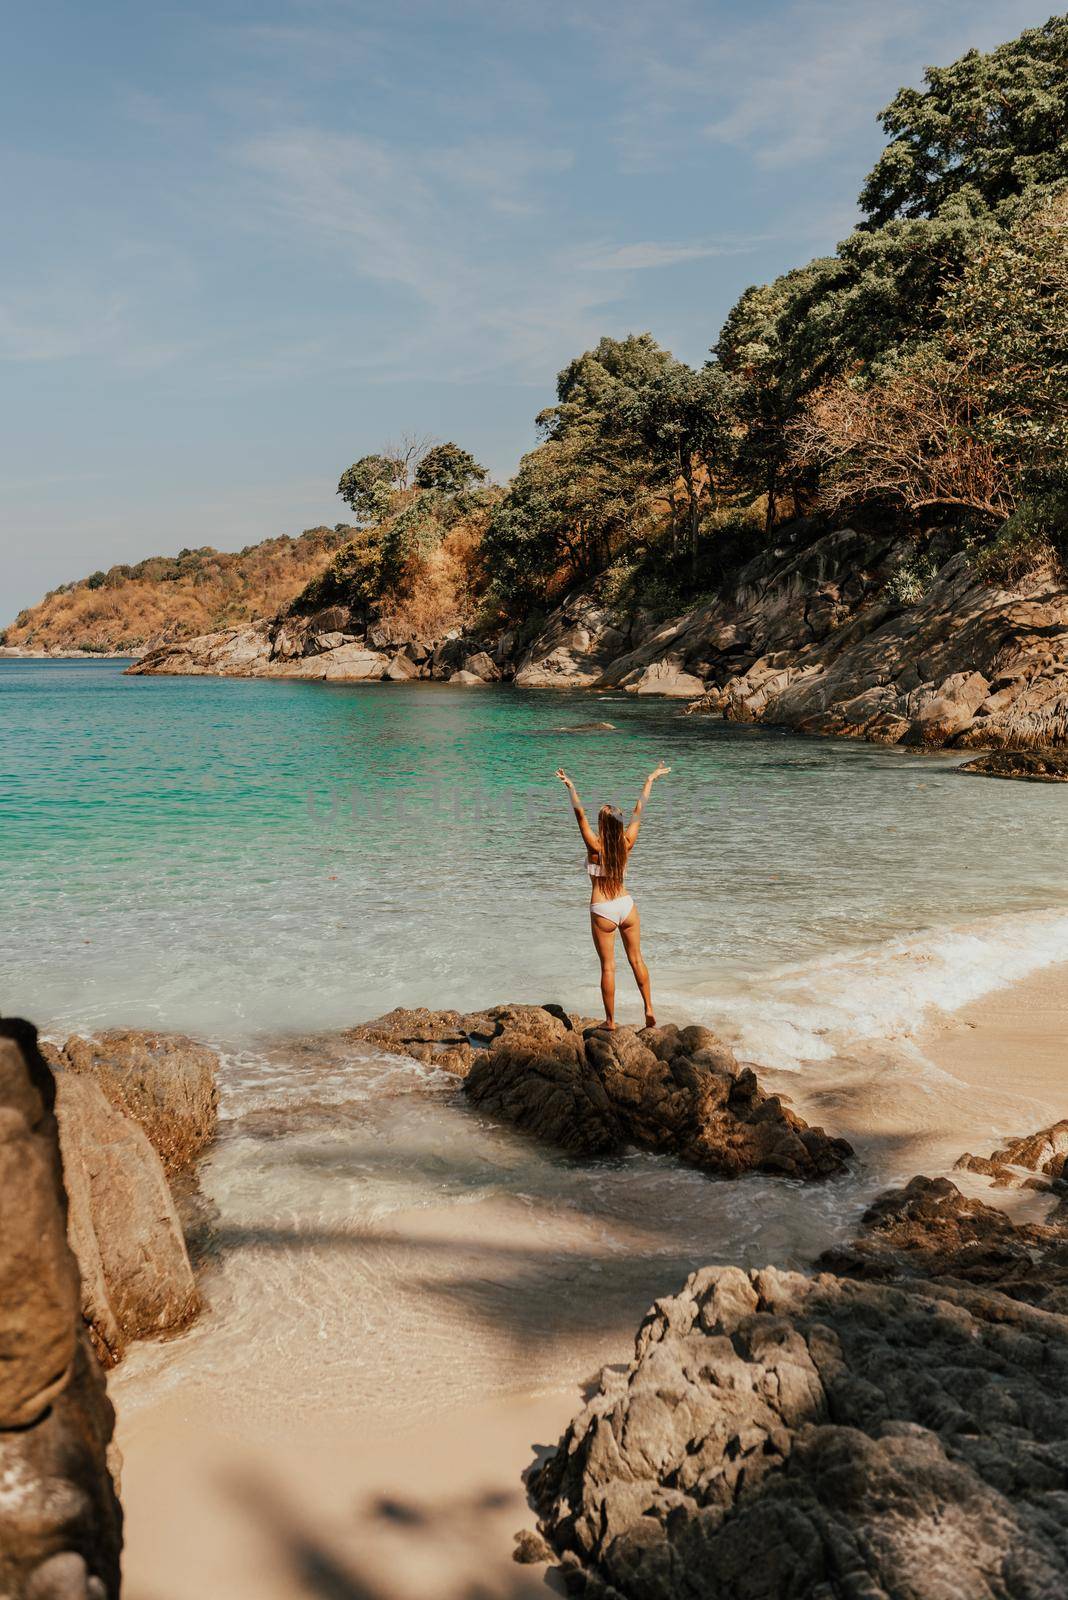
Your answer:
[603,1020,616,1031]
[644,1012,656,1028]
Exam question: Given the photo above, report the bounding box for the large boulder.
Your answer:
[533,1262,1068,1599]
[627,658,706,698]
[463,1012,852,1179]
[52,1028,219,1175]
[54,1073,200,1366]
[0,1019,122,1598]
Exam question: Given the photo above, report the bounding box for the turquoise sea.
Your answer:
[3,658,1068,1049]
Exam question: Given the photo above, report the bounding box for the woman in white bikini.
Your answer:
[555,762,671,1031]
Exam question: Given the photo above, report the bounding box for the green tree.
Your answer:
[336,455,397,523]
[859,15,1068,226]
[623,362,736,576]
[414,442,487,495]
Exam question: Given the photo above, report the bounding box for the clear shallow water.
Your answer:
[3,659,1067,1043]
[6,660,1068,1426]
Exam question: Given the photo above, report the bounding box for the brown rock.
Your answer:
[958,748,1068,781]
[817,1172,1068,1315]
[955,1118,1068,1188]
[533,1262,1068,1600]
[57,1028,219,1174]
[463,1010,852,1178]
[55,1073,200,1366]
[0,1019,122,1598]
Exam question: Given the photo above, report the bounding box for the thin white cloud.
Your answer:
[581,240,758,271]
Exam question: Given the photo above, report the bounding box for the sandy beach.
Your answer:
[113,958,1068,1600]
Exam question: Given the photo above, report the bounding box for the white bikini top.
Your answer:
[586,858,604,878]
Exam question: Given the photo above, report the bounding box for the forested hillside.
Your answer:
[2,527,353,653]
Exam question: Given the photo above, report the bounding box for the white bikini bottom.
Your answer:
[590,894,634,928]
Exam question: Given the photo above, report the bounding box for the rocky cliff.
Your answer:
[126,523,1068,753]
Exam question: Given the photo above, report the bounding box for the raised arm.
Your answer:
[555,768,600,853]
[626,761,671,846]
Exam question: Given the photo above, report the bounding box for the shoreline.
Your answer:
[113,955,1068,1600]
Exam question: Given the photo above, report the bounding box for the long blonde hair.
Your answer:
[597,805,628,896]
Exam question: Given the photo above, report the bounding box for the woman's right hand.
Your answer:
[650,761,671,781]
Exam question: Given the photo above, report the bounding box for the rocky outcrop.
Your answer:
[48,1028,219,1175]
[959,748,1068,780]
[672,533,1068,749]
[532,1116,1068,1597]
[126,520,1068,747]
[532,1262,1068,1600]
[346,1001,592,1078]
[462,1009,852,1178]
[0,1019,122,1599]
[818,1172,1068,1315]
[348,1003,851,1179]
[126,605,505,687]
[955,1118,1068,1191]
[53,1072,200,1366]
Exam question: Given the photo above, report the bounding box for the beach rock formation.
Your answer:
[956,1118,1068,1190]
[49,1028,219,1174]
[462,1010,853,1178]
[127,522,1068,751]
[817,1172,1068,1316]
[532,1262,1068,1600]
[349,1002,850,1179]
[0,1019,122,1599]
[958,748,1068,780]
[53,1072,200,1366]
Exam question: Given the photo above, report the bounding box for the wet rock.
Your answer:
[817,1173,1068,1315]
[53,1028,219,1175]
[54,1072,200,1366]
[955,1119,1068,1189]
[0,1019,122,1598]
[959,748,1068,781]
[463,1011,852,1178]
[449,669,490,685]
[346,1007,478,1076]
[533,1262,1068,1600]
[346,1001,587,1078]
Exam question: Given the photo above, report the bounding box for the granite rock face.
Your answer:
[51,1028,219,1174]
[54,1072,200,1366]
[533,1118,1068,1598]
[0,1019,122,1599]
[126,523,1068,745]
[462,1009,853,1179]
[533,1262,1068,1600]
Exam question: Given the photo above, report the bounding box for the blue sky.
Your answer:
[0,0,1053,619]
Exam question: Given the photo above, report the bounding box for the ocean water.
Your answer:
[4,659,1068,1044]
[4,659,1068,1428]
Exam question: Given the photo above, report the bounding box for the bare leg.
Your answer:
[590,914,617,1028]
[619,908,654,1027]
